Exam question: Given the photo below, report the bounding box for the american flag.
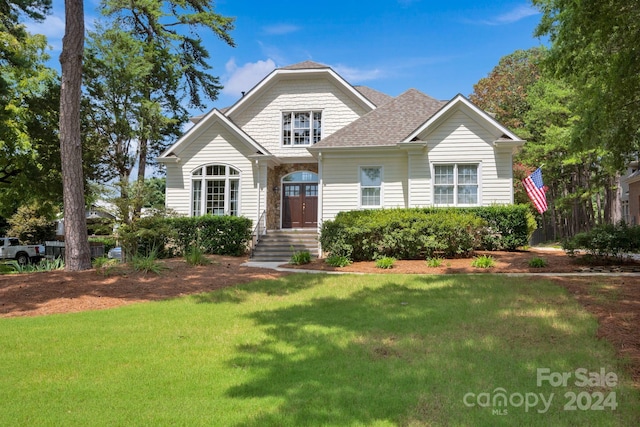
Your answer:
[523,168,548,214]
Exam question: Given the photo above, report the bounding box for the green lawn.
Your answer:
[1,274,638,426]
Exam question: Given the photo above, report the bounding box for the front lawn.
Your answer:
[1,274,638,426]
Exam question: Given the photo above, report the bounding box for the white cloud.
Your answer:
[481,4,540,25]
[262,24,301,35]
[495,5,540,23]
[25,14,65,50]
[222,58,277,98]
[332,64,384,83]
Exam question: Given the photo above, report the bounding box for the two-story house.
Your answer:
[158,61,524,241]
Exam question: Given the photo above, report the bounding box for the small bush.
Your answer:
[528,257,548,268]
[562,222,640,259]
[185,245,211,266]
[92,256,119,275]
[131,250,167,274]
[171,215,252,257]
[4,257,65,273]
[290,249,311,265]
[325,254,352,267]
[0,263,14,274]
[375,256,396,269]
[426,257,444,268]
[472,255,495,268]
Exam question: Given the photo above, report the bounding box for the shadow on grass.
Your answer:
[223,275,636,426]
[190,273,327,304]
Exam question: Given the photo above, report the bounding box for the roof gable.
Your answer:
[157,109,270,161]
[311,89,446,149]
[224,62,377,118]
[404,94,524,144]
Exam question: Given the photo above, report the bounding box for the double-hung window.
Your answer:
[191,165,240,216]
[282,111,322,146]
[433,164,478,206]
[360,166,382,207]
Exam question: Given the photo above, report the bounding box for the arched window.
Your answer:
[191,165,240,216]
[282,171,318,183]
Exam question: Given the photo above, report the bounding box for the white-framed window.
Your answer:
[433,164,479,206]
[282,111,322,146]
[360,166,382,207]
[191,164,240,216]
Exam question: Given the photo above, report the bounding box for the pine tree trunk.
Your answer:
[134,136,148,218]
[59,0,91,271]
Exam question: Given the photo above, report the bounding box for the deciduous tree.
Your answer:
[90,0,235,216]
[532,0,640,170]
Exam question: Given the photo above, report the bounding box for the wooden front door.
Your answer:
[282,183,318,228]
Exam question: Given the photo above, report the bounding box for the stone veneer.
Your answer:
[267,163,318,229]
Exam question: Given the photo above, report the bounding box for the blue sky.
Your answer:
[32,0,545,115]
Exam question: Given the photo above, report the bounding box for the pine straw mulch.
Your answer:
[1,249,638,386]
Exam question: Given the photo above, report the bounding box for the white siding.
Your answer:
[230,78,369,158]
[319,106,515,221]
[422,108,513,205]
[321,151,408,222]
[406,150,431,206]
[165,121,262,225]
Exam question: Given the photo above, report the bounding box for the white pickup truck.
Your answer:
[0,237,43,265]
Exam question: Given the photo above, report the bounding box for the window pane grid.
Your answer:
[206,180,225,215]
[434,164,478,206]
[229,179,239,216]
[283,111,322,146]
[192,180,202,216]
[192,165,241,217]
[361,187,380,206]
[360,166,382,207]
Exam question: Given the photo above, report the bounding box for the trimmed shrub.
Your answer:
[170,215,252,256]
[320,205,533,261]
[563,222,640,258]
[459,205,536,251]
[320,208,487,261]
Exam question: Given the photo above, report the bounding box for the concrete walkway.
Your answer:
[242,261,356,274]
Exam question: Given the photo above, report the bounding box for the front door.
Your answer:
[282,183,318,228]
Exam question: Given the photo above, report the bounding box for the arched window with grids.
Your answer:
[191,164,240,216]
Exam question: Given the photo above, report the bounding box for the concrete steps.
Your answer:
[251,229,319,262]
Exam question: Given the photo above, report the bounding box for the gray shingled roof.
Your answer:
[313,89,447,148]
[280,60,329,70]
[354,86,393,107]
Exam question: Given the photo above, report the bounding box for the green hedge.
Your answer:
[118,214,252,259]
[319,205,535,261]
[170,215,252,256]
[562,222,640,258]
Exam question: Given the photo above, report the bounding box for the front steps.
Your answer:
[251,229,319,262]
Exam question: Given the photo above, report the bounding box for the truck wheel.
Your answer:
[16,252,29,266]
